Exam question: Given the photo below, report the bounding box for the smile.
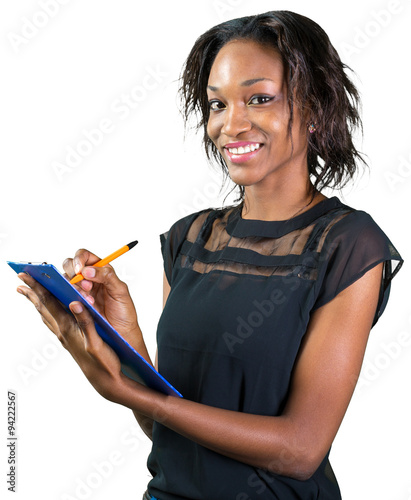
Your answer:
[227,143,261,155]
[224,142,263,164]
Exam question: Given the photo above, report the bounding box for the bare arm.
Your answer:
[17,257,383,480]
[114,263,383,479]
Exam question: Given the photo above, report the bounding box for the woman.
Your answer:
[16,11,403,500]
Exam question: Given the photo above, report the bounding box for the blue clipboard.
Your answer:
[7,261,182,398]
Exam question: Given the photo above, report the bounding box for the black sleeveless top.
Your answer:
[146,197,403,500]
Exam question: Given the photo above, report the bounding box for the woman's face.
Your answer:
[206,39,309,191]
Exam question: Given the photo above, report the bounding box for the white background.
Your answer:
[1,1,410,499]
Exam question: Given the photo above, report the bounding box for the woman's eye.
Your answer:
[248,95,274,105]
[208,100,225,111]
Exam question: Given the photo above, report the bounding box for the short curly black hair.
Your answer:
[179,10,366,198]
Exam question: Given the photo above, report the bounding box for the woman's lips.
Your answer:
[224,142,263,164]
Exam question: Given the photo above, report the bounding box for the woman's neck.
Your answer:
[241,181,326,221]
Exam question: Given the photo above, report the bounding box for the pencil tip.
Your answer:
[127,240,138,250]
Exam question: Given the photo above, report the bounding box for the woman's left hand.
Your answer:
[16,272,124,402]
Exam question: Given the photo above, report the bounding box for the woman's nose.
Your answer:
[221,105,251,137]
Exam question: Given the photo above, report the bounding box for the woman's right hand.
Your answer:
[63,249,148,359]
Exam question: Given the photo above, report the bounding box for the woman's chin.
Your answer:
[227,169,265,189]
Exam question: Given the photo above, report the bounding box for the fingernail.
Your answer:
[83,267,96,278]
[17,287,24,294]
[72,303,83,314]
[73,259,81,274]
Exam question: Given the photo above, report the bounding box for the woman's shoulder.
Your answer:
[160,207,232,282]
[320,199,397,255]
[313,198,403,319]
[163,206,234,241]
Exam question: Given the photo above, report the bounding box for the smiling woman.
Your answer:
[180,11,364,208]
[15,10,403,500]
[205,39,311,210]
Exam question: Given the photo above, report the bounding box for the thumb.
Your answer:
[81,265,128,300]
[69,301,103,352]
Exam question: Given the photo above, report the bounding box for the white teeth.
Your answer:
[227,144,260,155]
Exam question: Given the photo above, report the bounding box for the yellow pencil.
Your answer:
[69,240,138,284]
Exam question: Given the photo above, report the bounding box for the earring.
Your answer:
[308,123,316,134]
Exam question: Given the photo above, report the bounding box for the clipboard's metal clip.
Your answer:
[18,261,48,265]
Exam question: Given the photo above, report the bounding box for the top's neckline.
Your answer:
[225,196,343,238]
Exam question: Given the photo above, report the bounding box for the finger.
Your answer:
[16,283,64,336]
[78,279,93,293]
[63,259,94,295]
[62,258,76,279]
[17,273,69,320]
[64,276,96,304]
[81,264,129,300]
[63,259,93,289]
[72,249,102,276]
[17,275,65,324]
[69,302,104,353]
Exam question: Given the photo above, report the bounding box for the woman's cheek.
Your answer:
[206,120,215,142]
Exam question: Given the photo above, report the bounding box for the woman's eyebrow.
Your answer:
[241,77,274,86]
[207,77,274,92]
